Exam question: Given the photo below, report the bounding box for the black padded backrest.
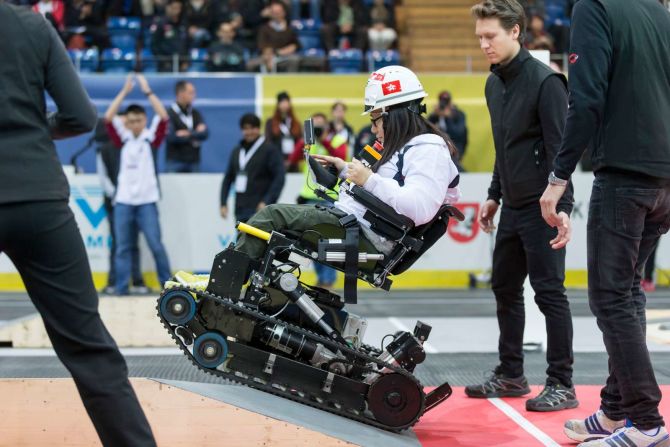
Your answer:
[389,205,463,275]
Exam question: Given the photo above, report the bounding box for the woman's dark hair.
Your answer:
[271,100,301,139]
[373,100,458,172]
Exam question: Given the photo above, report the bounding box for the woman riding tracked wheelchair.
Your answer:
[235,65,461,261]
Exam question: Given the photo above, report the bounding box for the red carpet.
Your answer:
[415,385,670,447]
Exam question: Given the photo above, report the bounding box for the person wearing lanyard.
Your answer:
[265,91,302,163]
[221,113,286,223]
[165,80,209,173]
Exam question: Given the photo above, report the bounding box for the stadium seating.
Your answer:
[328,49,363,73]
[68,48,99,73]
[367,49,400,71]
[100,48,136,73]
[107,16,141,52]
[291,19,322,51]
[290,0,321,21]
[186,48,208,72]
[139,49,157,73]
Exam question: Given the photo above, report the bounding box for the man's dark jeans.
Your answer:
[588,171,670,429]
[492,203,574,387]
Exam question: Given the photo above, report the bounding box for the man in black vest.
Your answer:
[0,3,155,445]
[540,0,670,445]
[220,113,286,223]
[465,0,577,412]
[165,80,209,173]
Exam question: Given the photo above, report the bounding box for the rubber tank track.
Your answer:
[157,285,426,432]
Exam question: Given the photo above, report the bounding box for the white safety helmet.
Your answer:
[362,65,428,115]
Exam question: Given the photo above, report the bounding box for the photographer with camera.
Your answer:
[428,90,468,168]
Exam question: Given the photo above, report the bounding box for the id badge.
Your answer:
[235,174,248,193]
[282,137,294,155]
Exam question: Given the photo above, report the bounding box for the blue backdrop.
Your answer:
[49,74,258,173]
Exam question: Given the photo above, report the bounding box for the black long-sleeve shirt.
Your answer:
[553,0,670,180]
[220,137,285,215]
[0,3,96,204]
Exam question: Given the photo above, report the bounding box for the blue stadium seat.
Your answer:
[301,48,325,58]
[107,17,141,51]
[68,48,99,73]
[291,19,322,50]
[367,49,400,71]
[186,48,208,72]
[139,49,157,73]
[328,49,363,73]
[101,48,136,73]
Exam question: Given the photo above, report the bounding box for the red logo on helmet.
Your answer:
[569,53,579,64]
[370,72,385,81]
[381,80,402,96]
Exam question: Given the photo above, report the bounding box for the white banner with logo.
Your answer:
[0,173,668,282]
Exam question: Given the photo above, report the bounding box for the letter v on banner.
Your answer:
[75,198,107,229]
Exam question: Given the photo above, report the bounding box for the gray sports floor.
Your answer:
[2,289,670,387]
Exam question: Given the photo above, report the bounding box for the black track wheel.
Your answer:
[367,373,423,428]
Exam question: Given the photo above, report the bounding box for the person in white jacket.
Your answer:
[236,65,461,260]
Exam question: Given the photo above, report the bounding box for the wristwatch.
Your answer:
[548,171,568,186]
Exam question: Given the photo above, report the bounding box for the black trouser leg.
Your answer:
[491,207,528,378]
[0,201,156,446]
[518,205,573,387]
[588,172,670,429]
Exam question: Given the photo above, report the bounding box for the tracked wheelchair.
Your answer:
[157,137,464,432]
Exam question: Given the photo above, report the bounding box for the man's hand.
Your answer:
[478,199,499,233]
[346,159,372,186]
[540,183,571,249]
[220,206,228,219]
[256,201,266,212]
[135,73,151,94]
[550,211,572,249]
[195,123,207,133]
[540,183,567,228]
[122,74,135,95]
[176,129,191,137]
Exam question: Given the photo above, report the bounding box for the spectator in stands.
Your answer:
[94,116,149,295]
[220,113,285,223]
[64,0,108,49]
[367,18,397,51]
[107,0,143,17]
[208,22,246,71]
[329,100,355,151]
[166,80,209,172]
[104,74,172,296]
[370,0,395,28]
[183,0,216,48]
[236,0,272,51]
[265,91,302,160]
[33,0,65,32]
[288,112,348,288]
[254,1,301,72]
[428,90,468,168]
[213,0,242,26]
[525,13,555,52]
[321,0,369,51]
[150,0,187,72]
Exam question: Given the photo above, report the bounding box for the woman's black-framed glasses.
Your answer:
[370,115,383,128]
